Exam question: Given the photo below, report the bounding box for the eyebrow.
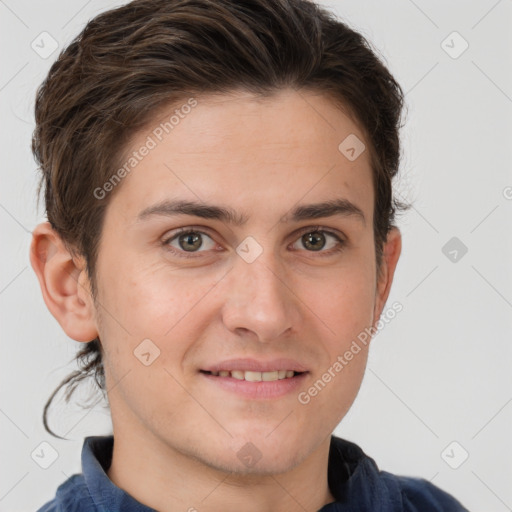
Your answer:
[136,198,366,226]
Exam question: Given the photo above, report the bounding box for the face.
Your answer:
[89,88,397,474]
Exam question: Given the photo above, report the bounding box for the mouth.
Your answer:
[199,365,308,399]
[200,369,305,381]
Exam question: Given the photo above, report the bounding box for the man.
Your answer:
[30,0,469,510]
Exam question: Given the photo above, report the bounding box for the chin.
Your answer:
[171,424,310,476]
[204,444,306,477]
[229,428,312,475]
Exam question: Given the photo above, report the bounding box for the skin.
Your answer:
[30,88,401,512]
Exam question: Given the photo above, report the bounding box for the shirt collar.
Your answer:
[82,436,156,512]
[320,436,403,511]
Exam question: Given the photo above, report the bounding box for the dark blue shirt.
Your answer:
[36,435,469,511]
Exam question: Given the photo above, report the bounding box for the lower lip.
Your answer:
[200,372,308,399]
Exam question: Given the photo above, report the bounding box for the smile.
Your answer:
[202,370,301,381]
[199,368,308,399]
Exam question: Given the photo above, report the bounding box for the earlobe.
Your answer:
[29,222,99,342]
[372,227,402,327]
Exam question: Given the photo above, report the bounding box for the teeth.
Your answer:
[262,371,279,381]
[208,370,298,381]
[245,371,262,382]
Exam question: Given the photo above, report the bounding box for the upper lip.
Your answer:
[201,358,309,373]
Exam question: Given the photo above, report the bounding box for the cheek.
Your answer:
[98,256,206,330]
[296,252,376,396]
[94,259,221,372]
[303,261,376,337]
[95,263,214,414]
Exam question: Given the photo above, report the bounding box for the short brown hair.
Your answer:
[33,0,409,437]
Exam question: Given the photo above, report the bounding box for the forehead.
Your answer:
[106,88,374,225]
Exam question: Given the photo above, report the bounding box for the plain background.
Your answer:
[1,0,511,510]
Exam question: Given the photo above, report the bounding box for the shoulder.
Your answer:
[36,473,95,512]
[381,471,469,512]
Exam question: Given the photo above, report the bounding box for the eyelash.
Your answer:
[161,226,346,259]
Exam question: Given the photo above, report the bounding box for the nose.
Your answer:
[220,250,299,342]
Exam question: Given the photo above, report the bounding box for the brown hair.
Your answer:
[32,0,409,438]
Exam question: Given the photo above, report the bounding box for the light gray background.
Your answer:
[1,0,511,510]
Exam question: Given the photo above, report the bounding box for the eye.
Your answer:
[290,227,345,255]
[163,229,217,257]
[162,226,346,259]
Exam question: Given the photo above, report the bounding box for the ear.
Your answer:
[29,222,99,342]
[372,227,402,327]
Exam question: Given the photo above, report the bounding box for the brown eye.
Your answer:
[164,229,216,256]
[290,228,345,256]
[178,232,203,252]
[301,232,327,251]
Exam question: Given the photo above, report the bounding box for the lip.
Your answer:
[200,370,308,399]
[201,358,309,373]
